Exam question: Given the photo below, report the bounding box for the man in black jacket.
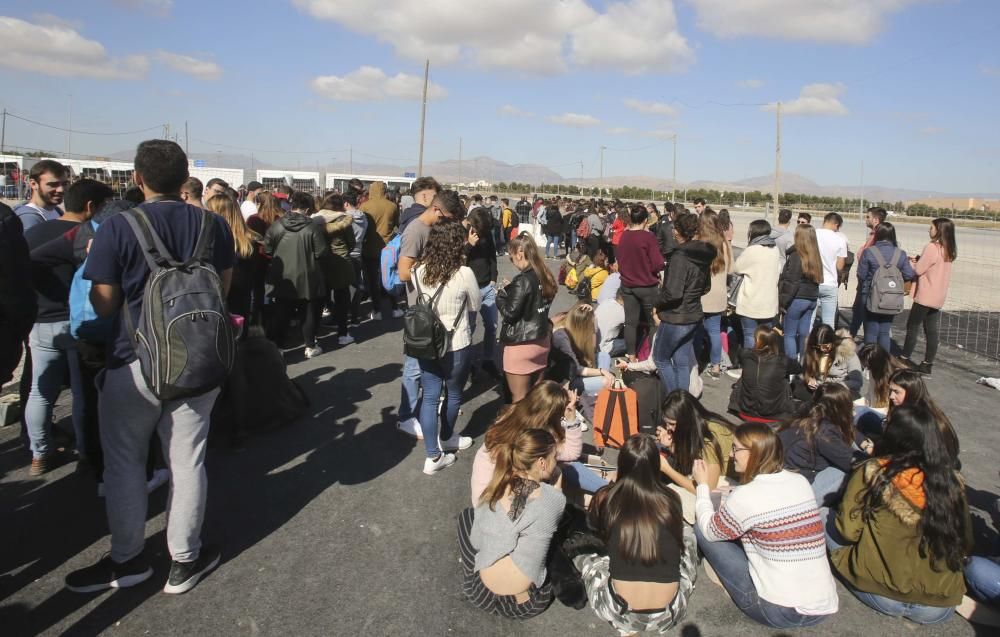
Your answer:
[0,202,36,388]
[655,202,677,266]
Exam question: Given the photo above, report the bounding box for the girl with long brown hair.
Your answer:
[699,209,733,378]
[550,304,613,407]
[901,217,958,375]
[206,194,266,328]
[246,191,283,236]
[693,424,839,628]
[458,428,564,618]
[497,232,558,402]
[578,434,697,634]
[779,224,823,362]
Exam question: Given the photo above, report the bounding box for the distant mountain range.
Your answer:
[107,150,997,202]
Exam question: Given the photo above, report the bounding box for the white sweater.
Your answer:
[413,265,482,351]
[734,244,780,319]
[695,471,839,616]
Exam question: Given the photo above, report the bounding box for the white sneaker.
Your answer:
[146,468,170,493]
[441,434,473,451]
[337,334,355,346]
[304,345,323,359]
[392,308,405,318]
[321,308,332,318]
[725,368,743,379]
[397,417,424,440]
[423,453,456,475]
[370,311,380,321]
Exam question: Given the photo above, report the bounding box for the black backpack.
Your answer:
[121,206,235,400]
[403,275,467,360]
[575,272,593,301]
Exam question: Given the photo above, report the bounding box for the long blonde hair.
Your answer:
[700,209,730,275]
[479,429,556,510]
[254,191,284,226]
[554,304,596,367]
[794,224,823,284]
[207,194,261,258]
[508,232,557,300]
[484,381,567,454]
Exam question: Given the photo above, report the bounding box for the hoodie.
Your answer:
[656,239,716,324]
[398,203,425,234]
[348,208,368,258]
[313,209,356,290]
[263,212,331,300]
[359,181,398,247]
[734,236,781,319]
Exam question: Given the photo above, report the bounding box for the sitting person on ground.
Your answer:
[853,343,907,438]
[549,304,614,403]
[459,429,566,619]
[728,326,797,422]
[656,390,738,523]
[693,423,839,628]
[497,232,557,403]
[828,405,971,625]
[560,246,591,289]
[413,222,482,474]
[577,434,698,635]
[779,382,857,507]
[616,321,704,399]
[877,370,959,466]
[792,324,863,401]
[959,502,1000,629]
[594,288,625,357]
[580,249,610,302]
[595,261,621,305]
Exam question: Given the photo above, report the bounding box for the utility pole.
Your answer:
[1,109,6,157]
[349,145,353,173]
[185,121,189,156]
[773,101,782,216]
[859,160,865,220]
[67,94,72,157]
[671,134,677,203]
[599,145,606,192]
[417,59,429,177]
[458,137,463,186]
[251,152,255,173]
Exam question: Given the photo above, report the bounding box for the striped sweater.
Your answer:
[695,471,839,615]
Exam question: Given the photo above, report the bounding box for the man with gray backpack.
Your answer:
[66,140,236,596]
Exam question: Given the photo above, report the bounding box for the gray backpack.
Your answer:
[866,248,905,315]
[121,206,235,400]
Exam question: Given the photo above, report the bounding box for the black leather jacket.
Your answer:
[497,268,552,344]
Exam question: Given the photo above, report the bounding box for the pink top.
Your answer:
[912,242,953,309]
[469,422,583,506]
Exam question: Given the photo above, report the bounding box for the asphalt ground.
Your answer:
[1,257,998,637]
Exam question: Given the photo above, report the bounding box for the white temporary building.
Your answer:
[257,169,320,192]
[325,172,415,194]
[41,157,135,188]
[188,165,245,188]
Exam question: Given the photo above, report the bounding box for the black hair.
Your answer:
[797,212,812,223]
[28,159,69,182]
[693,197,706,206]
[867,207,887,224]
[205,177,228,191]
[134,139,189,194]
[661,390,735,475]
[628,204,649,225]
[431,189,466,220]
[123,186,145,204]
[778,208,793,224]
[673,212,700,240]
[823,212,843,229]
[874,221,898,246]
[411,176,440,195]
[343,191,359,208]
[320,193,345,212]
[64,178,114,214]
[289,191,315,212]
[468,207,493,239]
[748,219,771,242]
[348,178,364,193]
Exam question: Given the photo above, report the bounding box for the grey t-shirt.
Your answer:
[400,217,432,305]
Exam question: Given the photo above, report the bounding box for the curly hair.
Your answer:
[420,221,467,287]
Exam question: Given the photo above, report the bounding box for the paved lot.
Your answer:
[1,258,998,637]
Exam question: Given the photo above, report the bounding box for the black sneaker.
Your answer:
[66,553,153,593]
[917,361,933,377]
[163,545,221,594]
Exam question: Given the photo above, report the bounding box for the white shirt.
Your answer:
[240,199,257,220]
[815,228,848,287]
[594,300,625,353]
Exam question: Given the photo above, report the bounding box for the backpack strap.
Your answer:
[122,206,181,271]
[889,248,902,269]
[450,295,468,331]
[186,209,216,267]
[870,247,887,268]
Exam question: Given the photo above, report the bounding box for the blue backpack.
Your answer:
[69,220,114,342]
[380,233,405,296]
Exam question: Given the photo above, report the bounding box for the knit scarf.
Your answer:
[748,234,777,249]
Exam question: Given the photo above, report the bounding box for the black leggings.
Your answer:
[902,302,941,363]
[620,285,659,355]
[269,298,325,348]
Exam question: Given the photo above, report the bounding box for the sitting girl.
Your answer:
[459,429,565,618]
[728,326,797,422]
[549,304,614,417]
[693,423,839,628]
[792,325,863,402]
[829,405,971,624]
[576,434,698,635]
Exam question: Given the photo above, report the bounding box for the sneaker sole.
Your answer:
[162,554,221,595]
[66,567,153,593]
[423,459,456,475]
[396,426,424,440]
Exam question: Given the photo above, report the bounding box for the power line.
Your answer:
[4,111,164,136]
[192,138,351,155]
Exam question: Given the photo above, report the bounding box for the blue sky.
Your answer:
[0,0,997,193]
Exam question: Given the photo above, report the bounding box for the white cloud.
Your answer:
[688,0,919,45]
[499,104,534,118]
[115,0,173,15]
[311,66,447,102]
[737,78,763,89]
[606,127,633,135]
[624,98,678,116]
[764,83,848,116]
[549,113,601,128]
[0,16,148,80]
[156,51,222,80]
[295,0,693,74]
[642,129,677,140]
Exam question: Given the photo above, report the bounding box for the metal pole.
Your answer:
[458,137,462,186]
[67,94,72,158]
[349,145,353,174]
[417,59,429,177]
[185,121,189,156]
[773,101,782,215]
[599,145,606,192]
[671,134,677,203]
[859,160,865,220]
[1,109,6,157]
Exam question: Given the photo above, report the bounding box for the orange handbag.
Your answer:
[592,379,639,451]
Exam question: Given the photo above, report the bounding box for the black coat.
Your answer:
[778,248,819,310]
[730,350,796,418]
[656,240,716,324]
[0,203,36,384]
[543,209,565,236]
[655,217,676,263]
[497,268,551,344]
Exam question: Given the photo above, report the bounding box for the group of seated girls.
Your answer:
[458,362,990,633]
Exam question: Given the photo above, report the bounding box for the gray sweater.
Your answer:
[471,483,566,586]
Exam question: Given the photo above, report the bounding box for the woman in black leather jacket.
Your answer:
[497,232,557,402]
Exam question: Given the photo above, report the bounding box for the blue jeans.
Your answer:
[567,232,578,252]
[965,556,1000,605]
[418,347,472,458]
[468,284,497,363]
[493,224,505,253]
[398,354,421,421]
[811,466,847,508]
[694,524,829,628]
[784,298,817,362]
[546,234,561,258]
[561,461,610,493]
[653,322,697,394]
[850,589,954,624]
[816,284,839,329]
[26,321,85,459]
[739,316,773,348]
[703,312,723,366]
[864,312,894,352]
[578,352,612,396]
[850,290,866,336]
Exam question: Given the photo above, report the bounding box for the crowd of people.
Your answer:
[1,140,997,632]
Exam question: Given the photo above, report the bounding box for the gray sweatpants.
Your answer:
[99,360,218,563]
